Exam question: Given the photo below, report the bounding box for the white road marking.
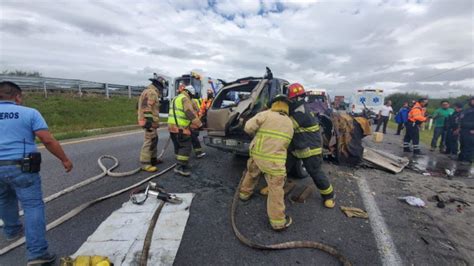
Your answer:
[357,175,403,266]
[73,193,194,265]
[38,128,168,149]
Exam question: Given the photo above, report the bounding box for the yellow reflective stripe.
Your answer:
[270,218,286,225]
[257,129,292,142]
[292,147,322,158]
[259,165,286,176]
[294,124,320,133]
[250,151,286,163]
[291,117,320,133]
[320,185,333,195]
[176,155,189,161]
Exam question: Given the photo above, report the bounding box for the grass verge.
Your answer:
[22,92,166,141]
[387,120,433,145]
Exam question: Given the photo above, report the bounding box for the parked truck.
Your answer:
[156,71,222,115]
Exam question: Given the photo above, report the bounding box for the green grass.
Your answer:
[387,120,433,145]
[23,92,141,140]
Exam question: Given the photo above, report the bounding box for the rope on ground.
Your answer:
[231,173,353,266]
[0,157,176,255]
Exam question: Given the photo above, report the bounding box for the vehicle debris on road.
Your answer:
[340,206,369,219]
[398,196,426,207]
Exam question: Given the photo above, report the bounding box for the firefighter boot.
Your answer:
[324,198,336,208]
[174,165,191,176]
[142,165,158,172]
[272,216,292,231]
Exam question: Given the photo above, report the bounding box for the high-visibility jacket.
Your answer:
[137,84,160,127]
[168,92,202,135]
[408,102,427,123]
[289,101,322,159]
[245,110,294,176]
[192,98,203,117]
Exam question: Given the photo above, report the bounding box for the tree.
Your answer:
[1,70,42,77]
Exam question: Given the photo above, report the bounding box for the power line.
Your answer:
[416,61,474,81]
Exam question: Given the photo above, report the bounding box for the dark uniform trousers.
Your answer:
[170,132,192,166]
[445,129,459,155]
[459,129,473,163]
[403,122,420,151]
[286,153,334,200]
[191,130,202,153]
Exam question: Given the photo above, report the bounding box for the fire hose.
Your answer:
[231,172,353,266]
[0,155,176,256]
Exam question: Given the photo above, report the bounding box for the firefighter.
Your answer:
[285,83,335,209]
[168,85,202,176]
[458,97,474,164]
[191,92,206,158]
[239,94,294,231]
[403,98,428,154]
[137,77,166,172]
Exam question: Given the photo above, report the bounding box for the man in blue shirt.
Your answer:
[0,81,73,265]
[395,102,409,135]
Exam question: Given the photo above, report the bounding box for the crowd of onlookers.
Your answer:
[374,97,474,164]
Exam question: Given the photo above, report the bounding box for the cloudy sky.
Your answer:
[0,0,473,97]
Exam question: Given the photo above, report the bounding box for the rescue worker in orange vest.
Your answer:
[403,98,428,154]
[239,94,294,231]
[191,94,206,158]
[138,77,167,172]
[286,83,335,208]
[199,89,215,128]
[168,85,202,176]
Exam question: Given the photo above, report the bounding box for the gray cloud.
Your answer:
[0,0,472,98]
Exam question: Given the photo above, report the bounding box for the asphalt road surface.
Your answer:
[0,127,472,265]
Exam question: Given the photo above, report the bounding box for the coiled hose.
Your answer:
[231,173,352,266]
[0,155,176,255]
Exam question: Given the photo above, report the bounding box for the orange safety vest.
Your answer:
[200,98,213,116]
[408,102,427,122]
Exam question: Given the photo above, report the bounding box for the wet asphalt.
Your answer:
[0,128,381,265]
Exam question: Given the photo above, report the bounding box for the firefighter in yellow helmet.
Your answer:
[168,85,202,176]
[239,94,294,231]
[286,83,335,208]
[138,77,167,172]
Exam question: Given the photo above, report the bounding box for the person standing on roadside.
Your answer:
[458,97,474,164]
[0,81,73,265]
[168,85,202,176]
[444,102,463,158]
[403,98,428,155]
[395,102,409,135]
[430,100,454,152]
[375,100,393,134]
[138,77,167,172]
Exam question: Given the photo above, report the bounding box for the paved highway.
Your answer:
[1,128,471,265]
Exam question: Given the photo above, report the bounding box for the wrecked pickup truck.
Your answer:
[203,69,370,166]
[203,69,288,155]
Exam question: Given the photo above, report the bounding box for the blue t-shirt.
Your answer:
[0,101,48,160]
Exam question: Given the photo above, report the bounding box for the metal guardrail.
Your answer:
[0,75,146,98]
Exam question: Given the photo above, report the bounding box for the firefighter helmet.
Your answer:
[288,83,305,99]
[184,85,196,96]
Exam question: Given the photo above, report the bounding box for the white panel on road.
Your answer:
[72,193,194,266]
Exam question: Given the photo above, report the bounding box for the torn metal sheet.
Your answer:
[363,147,409,174]
[72,193,194,266]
